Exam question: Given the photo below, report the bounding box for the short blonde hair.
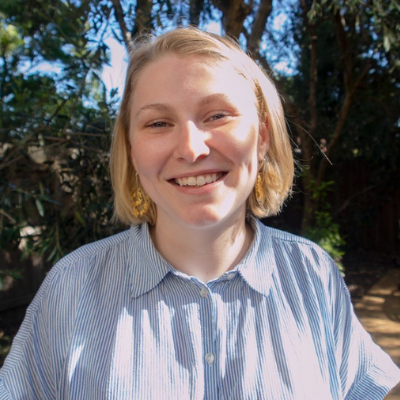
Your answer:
[110,27,294,225]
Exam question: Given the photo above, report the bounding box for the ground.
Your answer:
[344,250,400,301]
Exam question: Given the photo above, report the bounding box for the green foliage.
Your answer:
[0,0,399,280]
[0,0,123,272]
[304,181,346,274]
[305,211,346,275]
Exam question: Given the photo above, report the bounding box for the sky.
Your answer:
[101,37,128,100]
[101,21,224,100]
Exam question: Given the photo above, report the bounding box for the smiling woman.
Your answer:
[0,27,399,400]
[110,28,293,228]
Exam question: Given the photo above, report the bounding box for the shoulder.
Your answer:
[257,220,320,246]
[254,220,341,292]
[24,229,133,319]
[256,220,331,262]
[44,229,131,282]
[0,229,133,397]
[54,229,131,272]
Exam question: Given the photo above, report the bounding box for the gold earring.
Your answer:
[255,173,263,204]
[131,173,150,218]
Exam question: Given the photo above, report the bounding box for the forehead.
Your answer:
[131,54,257,107]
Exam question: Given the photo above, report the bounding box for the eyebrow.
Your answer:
[135,103,170,118]
[198,93,233,107]
[134,93,235,119]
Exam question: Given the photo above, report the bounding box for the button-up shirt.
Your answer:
[1,219,399,399]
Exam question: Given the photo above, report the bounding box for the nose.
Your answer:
[174,121,210,162]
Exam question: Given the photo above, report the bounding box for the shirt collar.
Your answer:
[128,218,275,298]
[129,223,172,298]
[234,217,275,297]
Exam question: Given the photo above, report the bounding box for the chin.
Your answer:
[178,208,244,230]
[181,214,223,229]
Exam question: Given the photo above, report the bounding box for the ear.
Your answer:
[258,118,269,162]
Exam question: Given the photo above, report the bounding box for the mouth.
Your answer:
[173,172,225,187]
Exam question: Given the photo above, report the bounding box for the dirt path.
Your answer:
[354,269,400,399]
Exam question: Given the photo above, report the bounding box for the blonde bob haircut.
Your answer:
[110,27,294,225]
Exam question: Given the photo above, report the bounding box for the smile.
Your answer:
[174,173,223,187]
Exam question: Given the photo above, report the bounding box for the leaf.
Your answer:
[383,34,391,52]
[35,198,45,217]
[74,211,86,227]
[46,246,58,262]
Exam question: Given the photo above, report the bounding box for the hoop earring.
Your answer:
[131,173,150,218]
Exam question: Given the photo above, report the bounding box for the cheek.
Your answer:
[130,137,150,174]
[130,136,166,178]
[225,122,260,167]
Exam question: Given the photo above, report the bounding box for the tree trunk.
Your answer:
[220,0,251,38]
[110,0,133,50]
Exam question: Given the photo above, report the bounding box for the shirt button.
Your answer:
[200,287,208,298]
[227,273,236,280]
[205,353,215,364]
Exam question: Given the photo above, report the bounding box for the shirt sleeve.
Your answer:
[0,380,12,400]
[327,256,400,399]
[0,237,120,400]
[0,266,60,400]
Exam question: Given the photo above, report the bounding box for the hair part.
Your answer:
[110,27,294,225]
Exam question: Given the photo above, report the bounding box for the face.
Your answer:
[129,54,268,231]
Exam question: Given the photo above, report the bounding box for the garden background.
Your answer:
[0,0,399,370]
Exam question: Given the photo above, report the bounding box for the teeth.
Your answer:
[175,173,222,187]
[197,176,206,185]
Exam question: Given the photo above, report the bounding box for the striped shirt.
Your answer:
[1,219,399,399]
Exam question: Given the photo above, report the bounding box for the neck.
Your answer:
[151,215,253,282]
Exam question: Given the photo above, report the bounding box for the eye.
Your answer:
[146,120,170,129]
[208,112,230,121]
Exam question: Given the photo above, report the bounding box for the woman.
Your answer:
[1,27,399,399]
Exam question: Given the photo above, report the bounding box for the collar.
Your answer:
[128,218,276,298]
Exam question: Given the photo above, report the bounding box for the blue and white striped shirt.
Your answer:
[1,219,399,399]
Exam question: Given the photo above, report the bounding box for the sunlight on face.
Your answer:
[129,54,268,230]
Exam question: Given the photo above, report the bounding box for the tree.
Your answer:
[288,0,400,233]
[0,0,119,272]
[1,0,399,272]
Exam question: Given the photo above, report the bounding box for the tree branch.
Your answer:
[308,23,318,139]
[247,0,273,56]
[110,0,133,51]
[132,0,153,37]
[334,184,377,215]
[315,13,371,188]
[316,63,370,187]
[334,11,352,91]
[189,0,205,26]
[222,0,251,38]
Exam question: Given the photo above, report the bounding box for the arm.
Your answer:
[0,271,57,399]
[327,258,400,399]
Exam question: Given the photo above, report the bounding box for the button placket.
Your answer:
[196,283,218,398]
[205,353,215,365]
[200,287,208,298]
[227,273,236,281]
